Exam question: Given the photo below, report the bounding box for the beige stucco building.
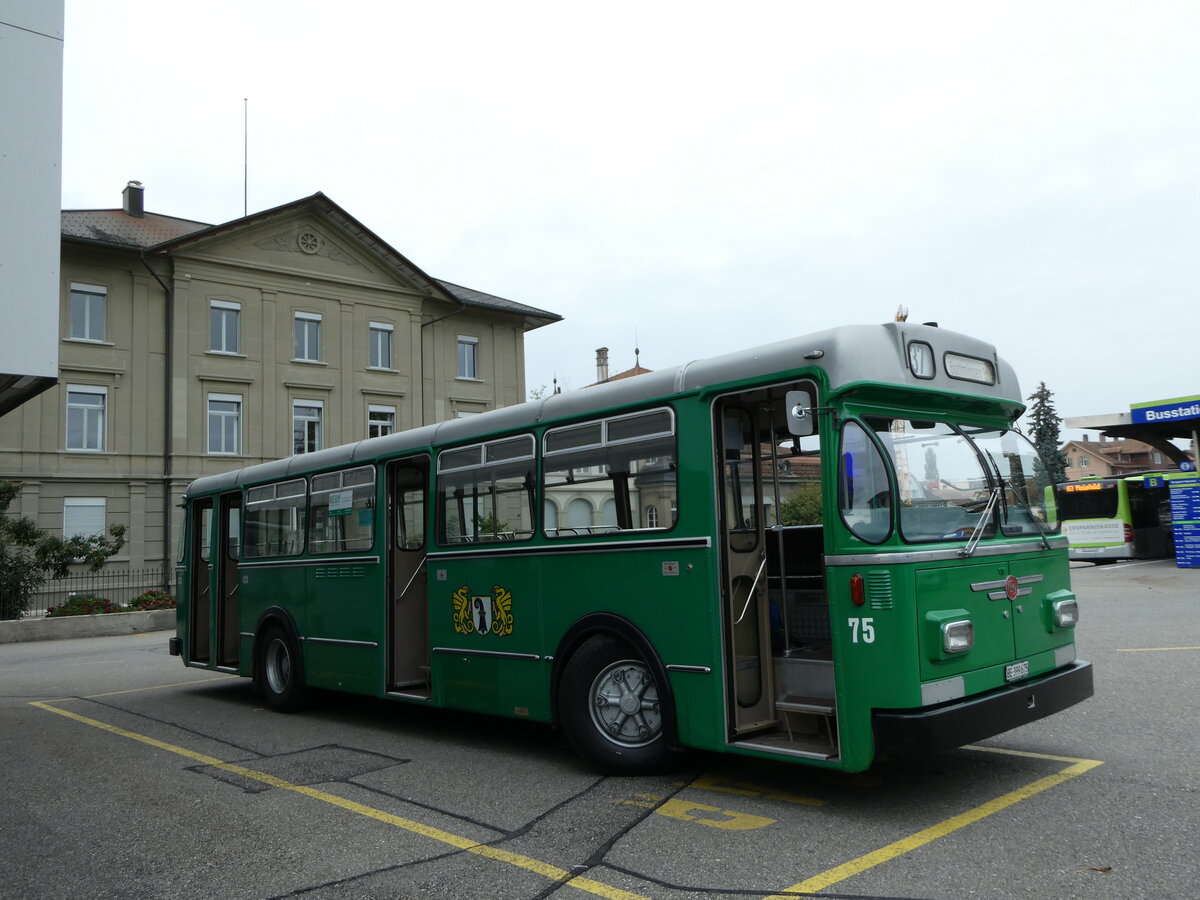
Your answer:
[0,184,559,569]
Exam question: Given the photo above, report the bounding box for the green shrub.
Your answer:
[46,594,121,617]
[130,589,176,610]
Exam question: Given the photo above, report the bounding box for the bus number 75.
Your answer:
[848,617,876,644]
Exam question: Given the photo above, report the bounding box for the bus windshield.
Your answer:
[867,418,995,542]
[968,428,1060,536]
[859,419,1059,542]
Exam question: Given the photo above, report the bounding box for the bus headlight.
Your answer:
[942,619,974,654]
[1053,598,1079,628]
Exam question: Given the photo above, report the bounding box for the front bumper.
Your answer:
[873,660,1094,757]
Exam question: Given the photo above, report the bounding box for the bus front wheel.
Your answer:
[559,634,668,773]
[257,624,308,712]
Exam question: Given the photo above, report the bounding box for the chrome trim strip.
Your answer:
[972,579,1009,592]
[214,665,239,673]
[972,573,1046,593]
[239,631,254,638]
[731,740,837,761]
[385,691,432,702]
[432,647,541,661]
[987,587,1034,600]
[665,665,712,674]
[430,535,711,560]
[827,541,1064,567]
[238,555,381,569]
[304,637,380,648]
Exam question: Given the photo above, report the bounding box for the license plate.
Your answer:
[1005,660,1030,682]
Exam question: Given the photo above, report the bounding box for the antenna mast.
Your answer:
[243,98,248,216]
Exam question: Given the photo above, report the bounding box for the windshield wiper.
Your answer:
[959,486,1000,558]
[998,477,1052,550]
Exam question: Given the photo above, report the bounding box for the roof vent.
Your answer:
[123,180,145,218]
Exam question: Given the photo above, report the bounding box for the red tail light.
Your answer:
[1124,524,1133,544]
[850,573,865,606]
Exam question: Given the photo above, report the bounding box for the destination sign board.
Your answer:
[1063,482,1113,493]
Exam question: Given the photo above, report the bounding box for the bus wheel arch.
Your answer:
[553,615,681,772]
[253,608,309,713]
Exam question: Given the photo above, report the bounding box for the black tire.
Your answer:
[558,634,669,774]
[256,624,308,712]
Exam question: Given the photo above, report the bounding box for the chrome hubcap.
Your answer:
[588,659,661,747]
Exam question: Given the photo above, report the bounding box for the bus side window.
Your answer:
[543,408,677,539]
[437,436,536,545]
[839,422,892,543]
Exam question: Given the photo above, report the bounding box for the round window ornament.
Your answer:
[297,231,322,254]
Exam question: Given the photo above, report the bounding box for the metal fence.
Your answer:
[13,566,172,619]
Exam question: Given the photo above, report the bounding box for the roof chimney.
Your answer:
[122,180,145,217]
[595,347,609,382]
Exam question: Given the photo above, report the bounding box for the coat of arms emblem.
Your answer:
[452,585,514,637]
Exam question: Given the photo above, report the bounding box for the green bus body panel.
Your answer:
[825,544,1077,770]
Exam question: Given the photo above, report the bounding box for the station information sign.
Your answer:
[1168,477,1200,568]
[1130,395,1200,425]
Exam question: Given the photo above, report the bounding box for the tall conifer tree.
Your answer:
[1026,382,1067,484]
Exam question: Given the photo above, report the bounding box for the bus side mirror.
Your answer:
[785,390,815,437]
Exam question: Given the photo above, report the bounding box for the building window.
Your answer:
[69,283,107,342]
[208,393,242,455]
[369,321,393,369]
[63,497,106,539]
[66,385,107,451]
[368,404,395,439]
[294,312,322,362]
[293,400,323,454]
[210,300,241,353]
[1079,457,1088,469]
[457,335,478,379]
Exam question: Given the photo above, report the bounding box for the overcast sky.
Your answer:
[61,1,1199,434]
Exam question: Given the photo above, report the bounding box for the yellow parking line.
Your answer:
[765,749,1103,897]
[84,676,238,698]
[30,699,649,900]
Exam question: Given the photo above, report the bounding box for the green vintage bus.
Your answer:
[171,322,1093,773]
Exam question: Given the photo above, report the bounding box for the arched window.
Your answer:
[567,498,593,529]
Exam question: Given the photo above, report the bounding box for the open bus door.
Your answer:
[215,492,241,668]
[186,490,240,668]
[717,402,776,734]
[187,499,213,664]
[388,455,430,696]
[717,384,837,754]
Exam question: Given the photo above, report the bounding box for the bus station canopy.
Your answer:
[1066,394,1200,466]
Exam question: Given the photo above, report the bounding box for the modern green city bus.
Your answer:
[1051,472,1180,564]
[171,322,1093,773]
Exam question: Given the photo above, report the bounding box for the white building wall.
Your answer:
[0,1,63,412]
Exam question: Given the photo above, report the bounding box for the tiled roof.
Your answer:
[60,198,560,329]
[436,280,561,326]
[61,209,210,249]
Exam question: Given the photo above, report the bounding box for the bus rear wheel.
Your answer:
[559,634,668,773]
[257,624,308,712]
